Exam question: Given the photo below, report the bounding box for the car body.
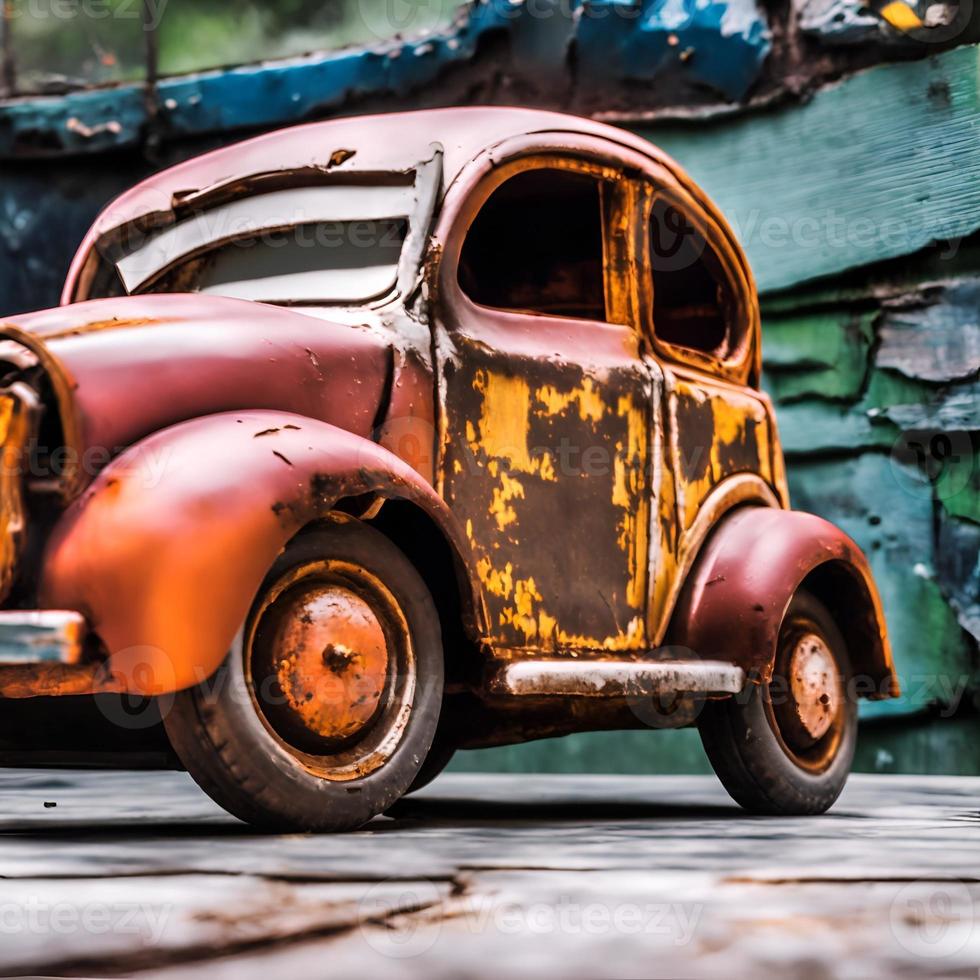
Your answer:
[0,108,897,827]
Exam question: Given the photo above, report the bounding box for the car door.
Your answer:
[433,153,660,655]
[636,182,780,641]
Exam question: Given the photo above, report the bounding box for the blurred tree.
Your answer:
[1,0,466,92]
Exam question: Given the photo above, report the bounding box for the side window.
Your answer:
[458,169,606,321]
[649,198,737,358]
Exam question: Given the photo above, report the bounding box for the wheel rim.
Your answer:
[765,616,847,774]
[245,559,416,781]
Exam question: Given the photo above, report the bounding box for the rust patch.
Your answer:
[669,375,773,531]
[444,345,650,654]
[327,148,356,168]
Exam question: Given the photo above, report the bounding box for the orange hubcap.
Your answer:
[774,632,842,751]
[252,583,390,746]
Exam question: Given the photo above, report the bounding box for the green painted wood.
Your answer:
[878,386,980,434]
[762,309,875,401]
[937,511,980,642]
[451,731,715,777]
[937,445,980,524]
[770,367,940,455]
[635,45,980,293]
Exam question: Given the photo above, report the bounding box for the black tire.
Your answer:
[405,737,456,794]
[163,519,444,832]
[698,590,857,815]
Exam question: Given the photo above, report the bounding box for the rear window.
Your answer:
[649,198,738,359]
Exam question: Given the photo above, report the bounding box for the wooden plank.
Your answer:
[1,770,978,976]
[762,309,875,400]
[877,280,980,382]
[771,366,938,455]
[636,45,980,293]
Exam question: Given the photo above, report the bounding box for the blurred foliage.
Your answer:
[3,0,466,94]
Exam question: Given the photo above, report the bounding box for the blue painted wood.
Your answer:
[576,0,770,100]
[0,0,770,159]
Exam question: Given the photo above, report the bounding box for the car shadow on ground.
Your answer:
[384,794,740,824]
[0,795,741,839]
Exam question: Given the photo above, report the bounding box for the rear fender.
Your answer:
[39,411,484,695]
[668,506,898,700]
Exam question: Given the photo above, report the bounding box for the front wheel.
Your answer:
[163,518,444,832]
[698,590,857,815]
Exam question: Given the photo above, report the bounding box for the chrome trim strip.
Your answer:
[489,659,746,697]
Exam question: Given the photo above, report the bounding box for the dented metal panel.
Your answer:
[38,411,482,695]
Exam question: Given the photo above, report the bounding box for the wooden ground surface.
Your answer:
[0,771,976,978]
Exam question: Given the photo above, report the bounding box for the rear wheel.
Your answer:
[698,590,857,815]
[163,519,444,832]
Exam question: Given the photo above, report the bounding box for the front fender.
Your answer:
[39,411,482,695]
[668,506,899,699]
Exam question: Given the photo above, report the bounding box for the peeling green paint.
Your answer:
[762,309,875,402]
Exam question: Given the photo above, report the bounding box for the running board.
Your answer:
[487,660,746,698]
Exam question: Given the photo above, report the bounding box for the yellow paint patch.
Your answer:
[470,370,558,482]
[466,369,652,652]
[477,557,514,600]
[711,397,745,448]
[470,371,537,472]
[537,610,558,646]
[553,615,646,651]
[611,394,649,610]
[535,378,605,424]
[490,472,525,530]
[499,576,544,642]
[671,380,776,531]
[879,0,923,30]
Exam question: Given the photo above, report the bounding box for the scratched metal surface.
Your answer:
[0,770,975,977]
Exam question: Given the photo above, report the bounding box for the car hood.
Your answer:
[0,293,393,495]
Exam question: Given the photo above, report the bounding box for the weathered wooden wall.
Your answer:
[0,0,976,773]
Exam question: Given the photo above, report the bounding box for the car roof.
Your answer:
[72,107,679,244]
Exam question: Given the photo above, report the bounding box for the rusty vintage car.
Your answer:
[0,108,898,829]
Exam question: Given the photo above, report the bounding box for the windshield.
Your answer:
[113,181,417,306]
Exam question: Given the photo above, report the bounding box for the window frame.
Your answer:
[438,152,641,335]
[638,180,755,384]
